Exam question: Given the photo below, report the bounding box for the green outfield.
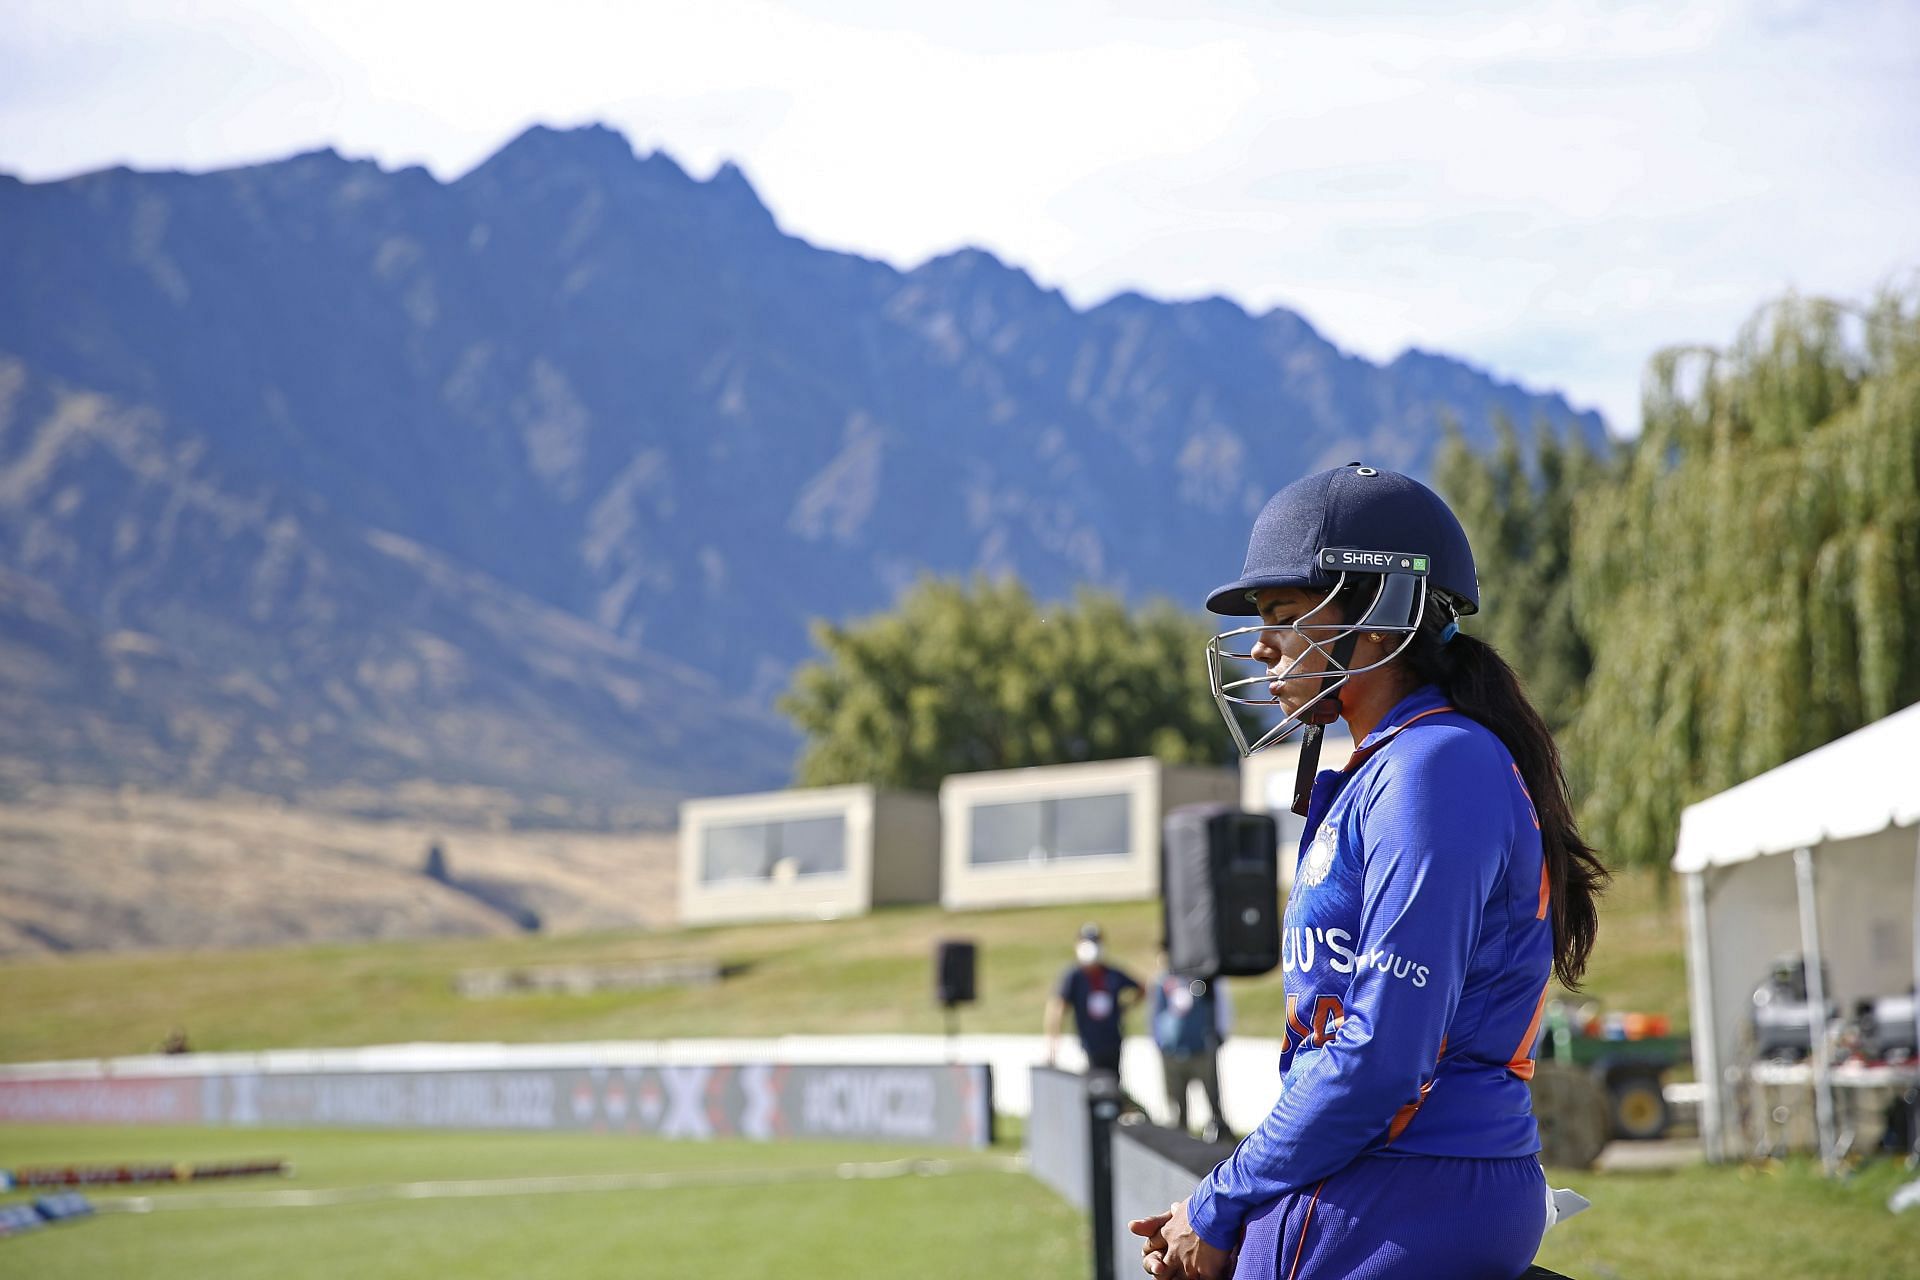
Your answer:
[3,1125,1915,1279]
[0,867,1685,1064]
[0,1125,1084,1280]
[1533,1158,1918,1278]
[13,865,1877,1280]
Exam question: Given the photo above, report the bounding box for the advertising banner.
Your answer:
[0,1076,202,1126]
[0,1062,994,1149]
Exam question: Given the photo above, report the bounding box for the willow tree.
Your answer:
[780,576,1227,791]
[1436,416,1609,734]
[1570,291,1920,869]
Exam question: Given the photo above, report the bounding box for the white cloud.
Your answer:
[2,0,1916,434]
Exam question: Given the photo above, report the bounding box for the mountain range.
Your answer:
[0,122,1606,826]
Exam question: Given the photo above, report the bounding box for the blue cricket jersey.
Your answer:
[1187,685,1554,1250]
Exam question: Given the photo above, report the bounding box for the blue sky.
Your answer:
[3,0,1916,435]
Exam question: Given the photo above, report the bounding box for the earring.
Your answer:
[1366,632,1385,644]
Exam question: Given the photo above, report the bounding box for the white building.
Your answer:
[678,785,940,925]
[939,757,1239,910]
[1239,731,1354,891]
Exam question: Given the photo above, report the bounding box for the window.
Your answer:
[700,814,847,884]
[777,815,846,876]
[1054,794,1130,858]
[968,793,1131,866]
[969,799,1046,866]
[703,821,772,883]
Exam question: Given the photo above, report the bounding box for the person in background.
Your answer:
[1151,945,1234,1143]
[1045,922,1142,1074]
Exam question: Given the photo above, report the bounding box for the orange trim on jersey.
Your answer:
[1384,1035,1448,1145]
[1391,705,1457,734]
[1512,762,1548,918]
[1511,762,1541,830]
[1384,1096,1424,1144]
[1285,1180,1327,1280]
[1507,979,1553,1082]
[1342,705,1458,772]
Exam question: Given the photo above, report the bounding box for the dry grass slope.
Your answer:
[0,786,678,955]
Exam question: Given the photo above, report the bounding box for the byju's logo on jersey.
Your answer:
[1298,820,1338,888]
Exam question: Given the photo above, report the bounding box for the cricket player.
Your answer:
[1133,463,1606,1280]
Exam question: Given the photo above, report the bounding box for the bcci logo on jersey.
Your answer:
[1298,820,1338,888]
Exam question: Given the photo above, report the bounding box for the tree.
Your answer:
[1569,290,1920,869]
[1434,415,1607,734]
[779,576,1229,791]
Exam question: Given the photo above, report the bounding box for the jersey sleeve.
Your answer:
[1116,968,1142,996]
[1186,735,1512,1249]
[1055,968,1077,1002]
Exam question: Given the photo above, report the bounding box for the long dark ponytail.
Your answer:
[1402,617,1607,988]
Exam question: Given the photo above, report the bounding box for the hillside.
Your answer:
[0,123,1605,815]
[0,361,788,823]
[0,787,679,955]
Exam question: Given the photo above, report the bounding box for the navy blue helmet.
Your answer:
[1205,463,1478,616]
[1203,463,1479,757]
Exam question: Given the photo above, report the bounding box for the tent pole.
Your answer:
[1904,832,1920,1174]
[1793,846,1838,1175]
[1683,870,1723,1162]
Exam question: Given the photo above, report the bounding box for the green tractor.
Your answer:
[1528,1003,1688,1168]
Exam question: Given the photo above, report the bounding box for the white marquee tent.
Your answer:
[1674,700,1920,1165]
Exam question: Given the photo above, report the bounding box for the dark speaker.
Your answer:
[1162,805,1281,979]
[935,939,977,1006]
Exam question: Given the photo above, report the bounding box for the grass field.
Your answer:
[2,1125,1915,1279]
[0,864,1759,1278]
[0,1125,1085,1280]
[0,867,1686,1063]
[1530,1157,1920,1279]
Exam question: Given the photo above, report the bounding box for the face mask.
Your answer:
[1075,941,1102,966]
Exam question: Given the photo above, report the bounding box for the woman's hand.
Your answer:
[1128,1199,1231,1279]
[1127,1208,1173,1276]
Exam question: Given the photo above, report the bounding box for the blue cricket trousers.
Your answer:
[1231,1153,1547,1280]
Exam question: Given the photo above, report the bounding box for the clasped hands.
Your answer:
[1127,1197,1232,1279]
